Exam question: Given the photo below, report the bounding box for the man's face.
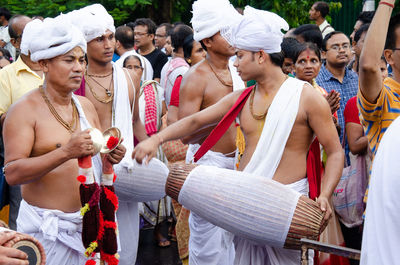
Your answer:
[385,27,400,74]
[43,47,86,91]
[134,25,154,49]
[350,20,363,43]
[282,58,294,75]
[234,49,259,81]
[155,26,167,49]
[324,33,352,68]
[11,16,32,50]
[353,31,366,58]
[87,30,115,64]
[379,59,388,81]
[309,5,319,21]
[204,32,235,57]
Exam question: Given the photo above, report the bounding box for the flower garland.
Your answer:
[78,136,120,265]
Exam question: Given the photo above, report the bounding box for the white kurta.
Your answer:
[361,116,400,265]
[186,144,236,265]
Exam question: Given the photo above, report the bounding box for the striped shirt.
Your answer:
[357,77,400,158]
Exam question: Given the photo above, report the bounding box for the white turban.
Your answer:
[191,0,242,42]
[62,4,115,43]
[28,16,86,62]
[20,19,42,56]
[231,6,289,53]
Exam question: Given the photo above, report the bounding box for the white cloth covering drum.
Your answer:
[178,165,301,248]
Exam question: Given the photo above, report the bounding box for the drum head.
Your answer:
[13,240,41,265]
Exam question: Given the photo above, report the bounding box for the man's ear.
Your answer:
[38,59,48,73]
[202,37,213,50]
[259,50,268,64]
[384,49,394,66]
[321,50,327,60]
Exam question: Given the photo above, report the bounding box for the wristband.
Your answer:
[379,1,395,8]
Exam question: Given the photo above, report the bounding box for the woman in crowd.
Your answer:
[123,54,170,248]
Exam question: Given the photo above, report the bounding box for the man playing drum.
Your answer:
[133,6,343,265]
[2,16,125,265]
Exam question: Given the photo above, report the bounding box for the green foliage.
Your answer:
[231,0,342,28]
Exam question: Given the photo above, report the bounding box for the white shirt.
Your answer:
[319,20,335,39]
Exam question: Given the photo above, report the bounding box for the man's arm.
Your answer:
[359,0,394,103]
[346,123,368,155]
[3,102,94,185]
[132,90,240,164]
[305,85,344,220]
[177,70,211,144]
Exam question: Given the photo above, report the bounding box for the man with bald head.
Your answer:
[0,15,44,230]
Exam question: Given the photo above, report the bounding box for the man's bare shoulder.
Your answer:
[182,60,210,85]
[6,89,40,121]
[301,83,330,113]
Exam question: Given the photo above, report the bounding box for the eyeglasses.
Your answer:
[155,34,166,38]
[392,48,400,51]
[134,32,149,37]
[328,43,351,51]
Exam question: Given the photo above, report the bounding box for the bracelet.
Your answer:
[153,134,163,145]
[379,1,395,8]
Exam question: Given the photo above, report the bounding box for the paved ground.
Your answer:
[136,223,182,265]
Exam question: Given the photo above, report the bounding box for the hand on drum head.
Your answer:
[316,196,332,223]
[0,232,28,265]
[61,129,95,159]
[132,135,160,164]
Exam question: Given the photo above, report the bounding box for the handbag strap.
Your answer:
[193,86,254,162]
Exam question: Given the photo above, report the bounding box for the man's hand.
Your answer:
[106,139,126,165]
[316,196,332,222]
[61,129,95,159]
[132,135,161,164]
[325,90,340,114]
[0,232,28,265]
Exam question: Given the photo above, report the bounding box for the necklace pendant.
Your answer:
[106,90,112,97]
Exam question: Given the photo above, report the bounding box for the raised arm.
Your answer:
[305,84,344,220]
[132,90,240,164]
[359,0,394,103]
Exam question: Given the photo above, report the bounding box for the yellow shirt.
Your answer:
[0,56,44,114]
[357,77,400,158]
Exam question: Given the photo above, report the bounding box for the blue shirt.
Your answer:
[316,63,359,160]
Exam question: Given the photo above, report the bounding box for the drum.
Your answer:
[166,163,327,249]
[114,158,169,202]
[0,228,46,265]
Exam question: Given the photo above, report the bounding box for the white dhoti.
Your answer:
[233,178,313,265]
[17,200,85,265]
[186,144,236,265]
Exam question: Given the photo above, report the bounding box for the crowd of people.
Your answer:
[0,0,398,264]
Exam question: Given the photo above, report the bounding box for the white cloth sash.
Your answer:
[244,77,305,177]
[72,94,102,181]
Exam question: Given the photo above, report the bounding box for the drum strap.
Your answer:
[193,85,254,162]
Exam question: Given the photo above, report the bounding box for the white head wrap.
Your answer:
[191,0,242,42]
[28,16,86,62]
[231,6,289,53]
[62,4,115,42]
[20,19,42,56]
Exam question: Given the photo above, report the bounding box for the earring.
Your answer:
[187,59,192,64]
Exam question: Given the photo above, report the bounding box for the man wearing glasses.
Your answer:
[134,18,168,83]
[0,16,44,231]
[316,31,358,158]
[155,23,172,53]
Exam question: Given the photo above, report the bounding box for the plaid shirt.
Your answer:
[316,63,359,161]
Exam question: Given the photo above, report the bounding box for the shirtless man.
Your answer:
[133,7,343,265]
[2,16,125,265]
[163,1,243,264]
[64,4,147,264]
